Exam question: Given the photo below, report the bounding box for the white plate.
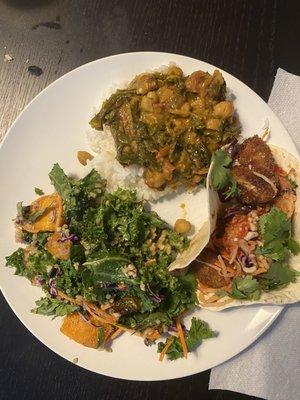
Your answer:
[0,52,297,381]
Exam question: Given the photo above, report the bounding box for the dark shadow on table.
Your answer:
[3,0,57,9]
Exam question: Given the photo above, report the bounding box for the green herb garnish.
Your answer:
[231,275,261,300]
[32,297,79,317]
[34,187,44,195]
[256,207,299,261]
[157,317,215,360]
[211,149,239,198]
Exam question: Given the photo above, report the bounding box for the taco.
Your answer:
[193,135,300,310]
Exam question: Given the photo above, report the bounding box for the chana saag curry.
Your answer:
[90,65,240,190]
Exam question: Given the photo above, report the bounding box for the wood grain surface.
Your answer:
[0,0,299,399]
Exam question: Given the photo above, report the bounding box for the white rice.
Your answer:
[86,127,171,201]
[84,63,185,201]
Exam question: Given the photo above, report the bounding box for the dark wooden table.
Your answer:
[1,1,299,399]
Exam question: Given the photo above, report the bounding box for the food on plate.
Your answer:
[17,193,63,233]
[193,136,300,310]
[231,135,279,204]
[77,150,94,166]
[90,64,240,191]
[174,218,191,234]
[5,165,215,360]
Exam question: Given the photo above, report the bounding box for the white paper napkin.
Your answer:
[209,68,300,400]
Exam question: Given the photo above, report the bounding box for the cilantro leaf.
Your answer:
[257,207,293,262]
[16,201,26,220]
[97,327,105,347]
[5,248,25,276]
[32,297,79,317]
[258,262,298,291]
[16,201,48,223]
[157,317,216,360]
[26,208,48,223]
[211,149,232,189]
[287,238,300,255]
[34,187,44,195]
[224,176,240,199]
[49,163,73,201]
[211,149,239,198]
[231,275,261,300]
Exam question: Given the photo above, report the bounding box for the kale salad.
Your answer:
[6,164,215,361]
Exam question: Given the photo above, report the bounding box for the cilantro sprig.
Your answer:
[258,262,298,292]
[157,317,216,361]
[231,275,261,300]
[256,207,300,261]
[211,149,239,199]
[32,297,79,317]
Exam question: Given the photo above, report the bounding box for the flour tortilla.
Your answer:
[168,220,209,272]
[197,145,300,310]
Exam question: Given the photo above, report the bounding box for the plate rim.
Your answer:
[1,51,295,380]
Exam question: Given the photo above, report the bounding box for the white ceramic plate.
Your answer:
[0,52,297,381]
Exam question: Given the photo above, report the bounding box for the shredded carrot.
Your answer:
[196,259,222,273]
[84,302,118,325]
[202,299,233,307]
[57,290,81,305]
[205,295,220,303]
[159,337,174,362]
[226,266,236,275]
[217,255,229,278]
[239,239,251,254]
[229,245,238,264]
[100,303,112,311]
[197,292,207,303]
[251,267,268,276]
[198,281,232,294]
[234,260,242,276]
[176,318,188,359]
[198,282,218,293]
[83,301,116,324]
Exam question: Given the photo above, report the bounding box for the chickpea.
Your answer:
[174,218,191,234]
[191,98,206,115]
[144,169,166,189]
[167,65,183,77]
[157,86,174,103]
[206,118,222,130]
[213,101,233,119]
[185,71,206,93]
[211,69,224,86]
[146,91,159,103]
[140,96,154,112]
[131,73,158,94]
[185,131,197,144]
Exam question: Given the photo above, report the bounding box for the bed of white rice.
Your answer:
[86,127,171,201]
[84,64,186,201]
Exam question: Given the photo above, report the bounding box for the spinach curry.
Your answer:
[90,65,240,190]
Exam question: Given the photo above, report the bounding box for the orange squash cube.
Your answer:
[22,193,63,233]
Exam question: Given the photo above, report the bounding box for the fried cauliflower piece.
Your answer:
[193,248,228,288]
[232,136,279,205]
